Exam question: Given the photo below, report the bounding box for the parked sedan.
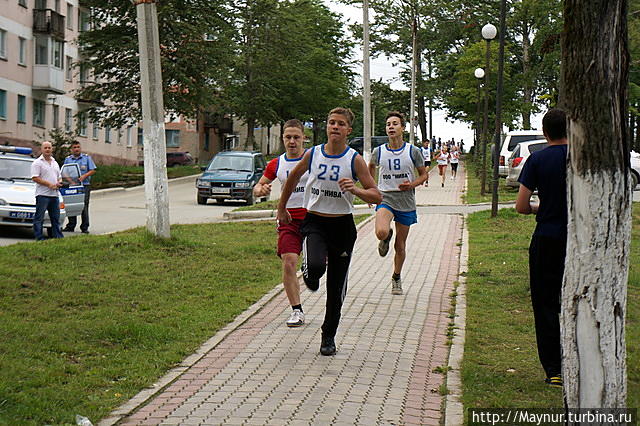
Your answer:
[631,151,640,190]
[505,140,549,188]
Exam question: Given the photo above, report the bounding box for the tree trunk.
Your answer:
[416,51,427,142]
[560,0,630,412]
[521,25,532,130]
[245,116,256,151]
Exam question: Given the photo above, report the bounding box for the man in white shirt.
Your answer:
[30,141,63,240]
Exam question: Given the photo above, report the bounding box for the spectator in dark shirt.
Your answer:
[515,108,568,388]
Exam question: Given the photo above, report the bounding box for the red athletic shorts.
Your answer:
[277,218,304,257]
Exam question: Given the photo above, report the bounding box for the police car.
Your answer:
[0,146,85,233]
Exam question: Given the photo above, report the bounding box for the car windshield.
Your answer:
[207,156,253,172]
[0,158,32,180]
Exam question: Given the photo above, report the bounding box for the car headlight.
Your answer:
[0,198,7,206]
[234,181,251,188]
[197,179,207,187]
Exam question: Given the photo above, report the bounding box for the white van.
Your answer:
[499,130,546,177]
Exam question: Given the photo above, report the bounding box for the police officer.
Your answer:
[63,142,97,233]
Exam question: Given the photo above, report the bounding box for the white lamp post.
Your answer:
[474,68,485,156]
[480,23,496,195]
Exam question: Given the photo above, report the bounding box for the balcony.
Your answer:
[33,9,65,40]
[33,65,65,94]
[203,112,233,133]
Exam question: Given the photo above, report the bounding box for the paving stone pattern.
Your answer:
[117,165,466,426]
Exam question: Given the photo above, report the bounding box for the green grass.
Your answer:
[463,207,639,412]
[0,222,283,426]
[91,165,201,190]
[463,157,519,204]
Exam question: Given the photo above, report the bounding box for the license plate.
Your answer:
[9,211,34,219]
[211,187,230,194]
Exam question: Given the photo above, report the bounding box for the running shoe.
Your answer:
[286,309,305,327]
[320,334,336,356]
[545,375,563,388]
[378,228,393,257]
[391,277,403,295]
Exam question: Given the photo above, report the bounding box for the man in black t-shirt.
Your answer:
[515,108,568,388]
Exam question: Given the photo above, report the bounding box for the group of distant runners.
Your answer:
[253,105,567,390]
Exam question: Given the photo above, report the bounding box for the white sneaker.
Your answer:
[286,309,305,327]
[391,277,403,295]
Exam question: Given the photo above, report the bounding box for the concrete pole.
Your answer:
[409,17,417,145]
[363,0,371,163]
[134,0,170,238]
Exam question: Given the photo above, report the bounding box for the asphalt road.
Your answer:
[0,175,283,247]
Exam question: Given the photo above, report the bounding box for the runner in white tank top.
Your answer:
[254,120,309,327]
[277,108,381,356]
[449,145,460,180]
[368,111,428,295]
[435,147,450,187]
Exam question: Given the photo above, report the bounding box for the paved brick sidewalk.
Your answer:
[110,164,467,426]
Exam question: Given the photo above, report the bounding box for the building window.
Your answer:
[138,128,143,145]
[64,108,72,133]
[52,40,63,69]
[17,95,26,123]
[19,0,27,7]
[66,3,73,30]
[33,99,45,127]
[79,63,89,85]
[0,90,6,119]
[79,9,90,32]
[0,29,6,60]
[18,38,26,65]
[52,104,59,128]
[65,56,72,80]
[35,0,46,8]
[54,0,60,13]
[35,36,48,65]
[126,127,133,147]
[77,113,87,136]
[92,122,98,139]
[105,126,111,143]
[165,129,180,147]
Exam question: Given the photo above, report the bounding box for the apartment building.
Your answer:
[0,0,225,165]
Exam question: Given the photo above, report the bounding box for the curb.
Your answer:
[444,213,469,426]
[98,212,375,426]
[223,203,374,220]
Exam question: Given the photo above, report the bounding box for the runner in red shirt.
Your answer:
[254,119,309,327]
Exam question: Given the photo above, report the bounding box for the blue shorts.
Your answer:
[375,204,418,226]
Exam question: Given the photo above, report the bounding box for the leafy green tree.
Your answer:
[77,0,236,128]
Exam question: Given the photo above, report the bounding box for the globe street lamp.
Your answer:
[474,68,485,159]
[491,1,508,218]
[480,23,496,196]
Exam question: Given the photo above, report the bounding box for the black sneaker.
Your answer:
[62,227,75,232]
[378,228,393,257]
[81,230,90,234]
[545,375,563,388]
[320,335,336,356]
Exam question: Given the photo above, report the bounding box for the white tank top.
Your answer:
[450,151,460,163]
[421,146,431,161]
[377,143,417,192]
[304,144,358,214]
[276,151,309,209]
[436,152,450,165]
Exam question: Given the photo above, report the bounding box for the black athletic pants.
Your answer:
[528,234,566,378]
[301,213,357,339]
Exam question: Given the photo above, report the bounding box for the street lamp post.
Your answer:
[474,68,485,160]
[480,23,496,196]
[491,1,507,218]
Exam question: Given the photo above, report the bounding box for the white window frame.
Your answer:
[18,37,26,65]
[65,55,72,81]
[52,104,59,128]
[126,126,133,147]
[92,122,99,139]
[105,125,111,143]
[64,107,72,133]
[0,90,6,119]
[66,3,73,30]
[0,29,6,60]
[77,113,87,136]
[33,99,45,127]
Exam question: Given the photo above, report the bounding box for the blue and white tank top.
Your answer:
[304,144,358,214]
[376,143,417,192]
[276,151,309,209]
